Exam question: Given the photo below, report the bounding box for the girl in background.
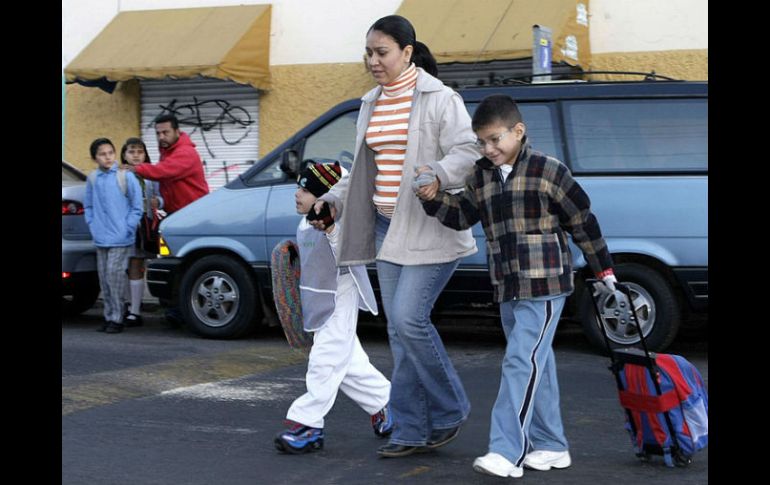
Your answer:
[120,137,163,326]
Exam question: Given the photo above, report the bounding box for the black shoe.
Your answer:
[427,426,461,449]
[125,313,144,327]
[105,322,125,334]
[377,443,426,458]
[96,320,108,332]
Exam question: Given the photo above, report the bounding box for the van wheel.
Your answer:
[62,273,100,316]
[180,255,259,339]
[579,263,680,353]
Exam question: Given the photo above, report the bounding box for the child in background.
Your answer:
[417,95,616,478]
[120,137,164,326]
[84,138,143,334]
[274,161,393,454]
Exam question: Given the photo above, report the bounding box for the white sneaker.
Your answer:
[523,450,572,470]
[473,452,524,478]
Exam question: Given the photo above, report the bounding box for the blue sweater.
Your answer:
[84,164,143,247]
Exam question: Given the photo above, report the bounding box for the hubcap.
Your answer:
[189,271,239,328]
[594,283,655,345]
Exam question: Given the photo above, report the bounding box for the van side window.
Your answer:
[303,110,359,169]
[563,99,708,174]
[467,102,563,161]
[246,110,359,185]
[247,157,290,184]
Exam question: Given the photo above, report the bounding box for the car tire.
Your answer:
[62,273,100,316]
[578,263,681,354]
[179,255,260,339]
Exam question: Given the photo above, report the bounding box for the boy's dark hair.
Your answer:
[90,138,115,159]
[472,95,524,131]
[369,15,438,77]
[154,113,179,129]
[120,137,152,165]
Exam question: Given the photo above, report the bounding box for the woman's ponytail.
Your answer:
[411,41,438,77]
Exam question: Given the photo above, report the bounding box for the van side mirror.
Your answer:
[280,149,301,178]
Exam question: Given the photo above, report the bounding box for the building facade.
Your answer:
[62,0,707,183]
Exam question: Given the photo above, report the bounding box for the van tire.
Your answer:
[579,263,681,353]
[180,255,259,339]
[62,273,100,316]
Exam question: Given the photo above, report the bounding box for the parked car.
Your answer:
[147,79,708,352]
[62,160,100,315]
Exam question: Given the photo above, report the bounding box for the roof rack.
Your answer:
[581,70,680,81]
[445,62,682,90]
[500,70,680,84]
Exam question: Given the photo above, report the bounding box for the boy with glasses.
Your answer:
[415,94,617,478]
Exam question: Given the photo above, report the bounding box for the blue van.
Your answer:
[146,80,707,353]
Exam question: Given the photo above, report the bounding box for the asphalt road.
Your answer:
[62,304,708,484]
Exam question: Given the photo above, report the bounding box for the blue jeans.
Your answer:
[375,213,470,445]
[489,294,569,466]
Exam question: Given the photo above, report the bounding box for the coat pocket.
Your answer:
[486,239,506,285]
[517,233,564,279]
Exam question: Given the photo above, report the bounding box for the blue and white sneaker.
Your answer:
[371,405,394,438]
[274,421,324,454]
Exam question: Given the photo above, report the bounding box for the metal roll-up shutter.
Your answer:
[140,77,259,191]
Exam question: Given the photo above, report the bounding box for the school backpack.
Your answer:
[587,280,708,467]
[87,167,127,195]
[615,350,708,466]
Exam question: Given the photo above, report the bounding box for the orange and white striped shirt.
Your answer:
[366,63,418,218]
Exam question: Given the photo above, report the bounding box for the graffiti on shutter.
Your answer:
[141,78,260,191]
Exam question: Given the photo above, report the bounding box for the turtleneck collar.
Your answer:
[383,63,417,97]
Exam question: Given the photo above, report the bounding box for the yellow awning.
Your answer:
[395,0,590,67]
[64,5,272,90]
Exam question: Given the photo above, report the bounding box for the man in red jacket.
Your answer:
[130,114,209,214]
[126,113,209,326]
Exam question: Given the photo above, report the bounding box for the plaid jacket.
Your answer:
[422,138,613,302]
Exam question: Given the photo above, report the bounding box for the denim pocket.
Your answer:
[517,233,563,279]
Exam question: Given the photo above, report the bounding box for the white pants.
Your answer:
[287,273,391,429]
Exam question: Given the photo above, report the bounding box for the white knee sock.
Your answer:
[129,279,144,315]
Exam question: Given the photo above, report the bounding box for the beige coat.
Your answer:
[320,68,479,266]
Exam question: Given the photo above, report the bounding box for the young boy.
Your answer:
[274,161,393,454]
[416,95,617,478]
[84,138,143,334]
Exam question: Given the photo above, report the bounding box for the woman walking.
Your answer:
[311,15,480,457]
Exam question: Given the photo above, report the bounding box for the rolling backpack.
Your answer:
[587,280,708,467]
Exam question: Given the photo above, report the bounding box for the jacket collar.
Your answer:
[476,135,531,170]
[361,67,443,103]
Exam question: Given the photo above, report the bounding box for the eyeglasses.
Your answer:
[474,129,513,150]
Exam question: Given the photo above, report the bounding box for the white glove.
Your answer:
[593,273,617,298]
[602,274,617,292]
[412,166,436,192]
